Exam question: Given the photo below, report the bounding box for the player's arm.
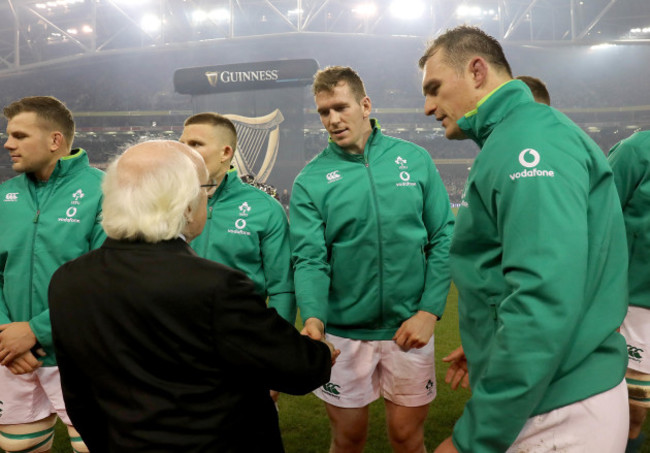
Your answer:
[608,136,645,206]
[394,156,454,349]
[289,179,331,336]
[261,199,296,324]
[452,154,593,452]
[0,321,39,365]
[89,202,107,250]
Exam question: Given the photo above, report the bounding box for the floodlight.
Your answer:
[192,10,208,25]
[389,0,425,20]
[456,5,483,19]
[140,14,162,33]
[352,3,377,18]
[590,43,615,51]
[208,8,230,23]
[67,28,78,35]
[288,8,303,17]
[82,25,93,33]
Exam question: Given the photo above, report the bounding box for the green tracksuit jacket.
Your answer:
[0,149,105,367]
[290,121,454,340]
[191,168,296,323]
[450,80,629,452]
[608,131,650,310]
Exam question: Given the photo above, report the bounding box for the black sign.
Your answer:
[174,59,319,95]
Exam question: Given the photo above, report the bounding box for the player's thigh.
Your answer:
[314,334,382,408]
[0,366,53,424]
[507,380,628,453]
[36,367,73,425]
[379,336,436,407]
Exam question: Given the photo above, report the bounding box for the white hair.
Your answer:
[101,140,203,242]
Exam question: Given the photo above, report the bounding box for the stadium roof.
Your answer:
[0,0,648,76]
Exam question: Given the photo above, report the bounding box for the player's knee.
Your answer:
[627,369,650,408]
[67,425,89,452]
[0,414,57,452]
[330,421,367,448]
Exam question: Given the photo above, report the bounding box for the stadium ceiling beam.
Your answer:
[575,0,619,41]
[0,0,648,77]
[261,0,297,31]
[502,0,542,40]
[302,0,330,31]
[24,6,91,53]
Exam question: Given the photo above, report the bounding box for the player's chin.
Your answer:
[445,127,466,141]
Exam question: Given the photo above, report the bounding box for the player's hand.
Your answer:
[301,317,325,341]
[434,436,459,453]
[322,339,341,366]
[0,322,38,365]
[443,346,470,390]
[6,350,43,375]
[270,390,279,403]
[393,310,437,351]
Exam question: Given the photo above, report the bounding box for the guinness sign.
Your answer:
[174,59,318,95]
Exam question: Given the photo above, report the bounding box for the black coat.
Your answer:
[49,237,331,453]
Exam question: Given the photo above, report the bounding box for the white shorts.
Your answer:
[621,306,650,374]
[314,334,436,408]
[506,380,628,453]
[0,366,71,425]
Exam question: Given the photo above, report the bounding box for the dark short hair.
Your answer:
[312,66,367,101]
[3,96,75,145]
[516,75,551,106]
[184,112,237,152]
[419,25,512,77]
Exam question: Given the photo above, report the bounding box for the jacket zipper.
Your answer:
[364,153,384,327]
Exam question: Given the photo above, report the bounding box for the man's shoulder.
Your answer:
[0,174,29,206]
[0,173,26,189]
[225,180,285,214]
[376,134,429,156]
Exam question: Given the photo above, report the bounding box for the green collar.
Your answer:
[458,80,534,148]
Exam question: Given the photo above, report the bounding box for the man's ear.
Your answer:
[50,131,64,152]
[468,56,489,89]
[221,145,234,163]
[361,96,372,119]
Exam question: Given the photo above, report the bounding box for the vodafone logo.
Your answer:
[235,219,247,229]
[519,149,540,168]
[510,148,555,181]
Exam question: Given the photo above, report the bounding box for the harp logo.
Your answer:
[205,71,219,87]
[225,109,284,184]
[239,202,251,217]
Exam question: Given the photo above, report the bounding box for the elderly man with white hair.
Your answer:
[48,140,336,453]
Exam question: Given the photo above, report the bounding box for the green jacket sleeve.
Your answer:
[290,179,331,325]
[453,150,594,452]
[262,200,297,324]
[0,277,10,325]
[608,138,643,207]
[31,201,106,352]
[419,157,454,317]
